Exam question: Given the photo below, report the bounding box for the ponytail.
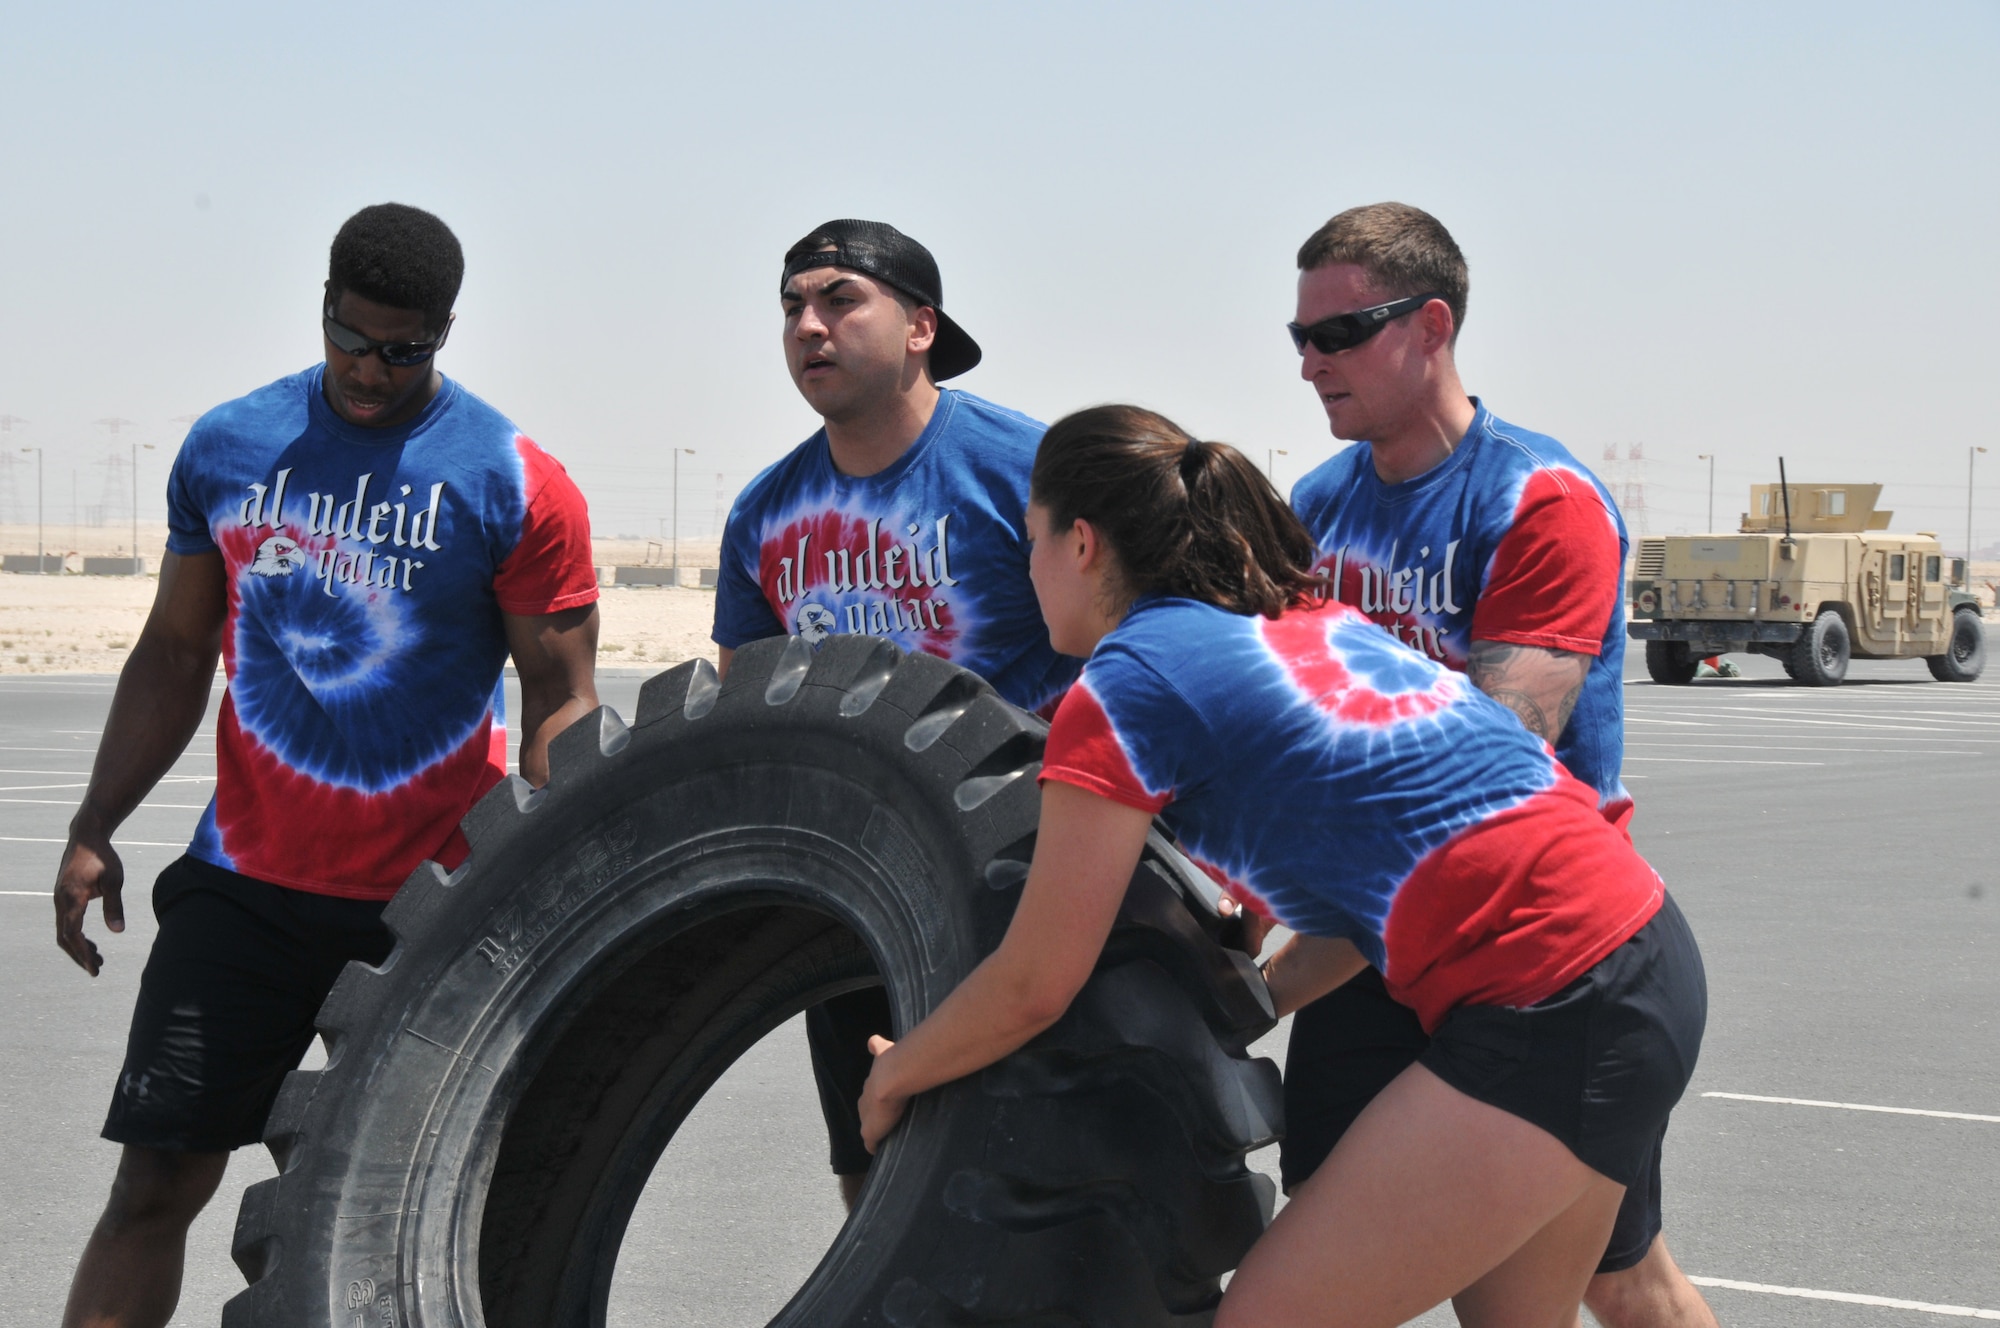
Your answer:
[1031,405,1321,618]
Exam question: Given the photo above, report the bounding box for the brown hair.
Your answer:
[1296,202,1469,342]
[1031,405,1322,618]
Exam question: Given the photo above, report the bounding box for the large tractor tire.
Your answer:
[1926,608,1987,682]
[224,635,1281,1328]
[1788,609,1850,686]
[1644,640,1698,686]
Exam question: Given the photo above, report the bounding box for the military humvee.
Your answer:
[1627,481,1987,686]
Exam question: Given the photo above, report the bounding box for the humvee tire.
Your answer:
[1926,608,1987,683]
[1644,640,1699,686]
[1789,609,1850,686]
[224,635,1281,1328]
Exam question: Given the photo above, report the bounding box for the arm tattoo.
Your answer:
[1465,640,1589,744]
[1484,686,1554,740]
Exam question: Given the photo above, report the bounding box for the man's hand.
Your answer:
[1259,934,1368,1019]
[52,549,226,976]
[859,1034,905,1155]
[1465,640,1591,744]
[1217,894,1276,957]
[505,604,601,787]
[55,833,126,976]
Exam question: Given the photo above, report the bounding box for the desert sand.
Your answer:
[0,564,723,676]
[1,539,1994,676]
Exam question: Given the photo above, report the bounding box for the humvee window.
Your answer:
[1825,490,1846,516]
[1889,554,1907,581]
[1926,555,1941,582]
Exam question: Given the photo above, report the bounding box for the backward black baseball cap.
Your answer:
[780,219,983,380]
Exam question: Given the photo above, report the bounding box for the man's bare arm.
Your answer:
[505,604,601,787]
[55,551,227,975]
[1464,640,1592,744]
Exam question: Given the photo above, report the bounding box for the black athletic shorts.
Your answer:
[1281,894,1705,1275]
[805,985,893,1176]
[101,855,394,1153]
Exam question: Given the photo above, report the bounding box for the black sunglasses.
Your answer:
[322,302,452,366]
[1287,292,1445,356]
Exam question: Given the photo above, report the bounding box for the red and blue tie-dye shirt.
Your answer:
[1041,596,1662,1031]
[164,365,598,900]
[1289,402,1631,822]
[714,389,1079,713]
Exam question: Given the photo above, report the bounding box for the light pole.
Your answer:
[1969,446,1989,589]
[131,441,156,574]
[1696,453,1715,532]
[1267,448,1289,487]
[670,448,696,577]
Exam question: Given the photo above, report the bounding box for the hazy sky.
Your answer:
[2,2,1996,550]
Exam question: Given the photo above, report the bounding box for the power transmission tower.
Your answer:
[1600,443,1652,535]
[0,416,27,528]
[0,453,22,526]
[94,418,139,531]
[710,473,727,536]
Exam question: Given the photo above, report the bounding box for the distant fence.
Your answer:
[605,566,719,588]
[1,554,151,575]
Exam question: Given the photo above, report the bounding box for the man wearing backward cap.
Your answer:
[713,219,1077,1206]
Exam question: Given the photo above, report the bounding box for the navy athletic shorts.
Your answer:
[806,985,893,1176]
[102,855,394,1153]
[1281,894,1705,1274]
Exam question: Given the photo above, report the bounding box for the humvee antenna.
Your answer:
[1777,456,1796,559]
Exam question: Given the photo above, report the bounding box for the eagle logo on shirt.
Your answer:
[248,535,308,577]
[794,601,837,645]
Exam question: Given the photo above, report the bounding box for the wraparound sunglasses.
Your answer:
[1287,292,1445,356]
[322,302,453,366]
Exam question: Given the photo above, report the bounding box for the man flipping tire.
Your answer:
[52,204,602,1328]
[713,219,1077,1207]
[1279,203,1718,1328]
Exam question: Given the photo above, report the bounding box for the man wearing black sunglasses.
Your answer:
[53,203,602,1328]
[1270,203,1717,1328]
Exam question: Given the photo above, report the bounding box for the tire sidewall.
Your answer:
[1796,610,1850,685]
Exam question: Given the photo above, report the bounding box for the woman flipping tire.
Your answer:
[859,407,1708,1328]
[223,634,1281,1328]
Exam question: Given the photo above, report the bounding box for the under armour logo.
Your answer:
[120,1072,152,1101]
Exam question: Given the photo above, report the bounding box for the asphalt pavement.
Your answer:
[0,637,1993,1326]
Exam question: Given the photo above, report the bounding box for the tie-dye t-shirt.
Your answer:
[1289,402,1630,820]
[714,389,1078,713]
[164,365,598,900]
[1041,596,1662,1031]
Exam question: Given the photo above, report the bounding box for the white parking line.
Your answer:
[1635,714,1980,735]
[1623,757,1825,766]
[1636,697,2000,717]
[0,836,184,847]
[0,747,174,755]
[0,799,206,808]
[0,776,211,792]
[1688,1277,2000,1319]
[1702,1092,2000,1123]
[1627,743,1987,755]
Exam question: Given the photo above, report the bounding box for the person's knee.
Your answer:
[99,1147,227,1234]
